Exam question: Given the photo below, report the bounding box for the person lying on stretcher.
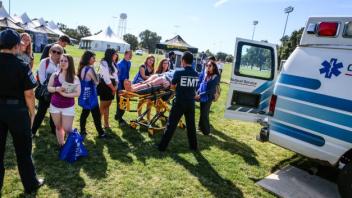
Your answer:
[123,70,175,94]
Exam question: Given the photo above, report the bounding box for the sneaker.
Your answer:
[81,131,87,136]
[25,178,44,194]
[119,120,128,126]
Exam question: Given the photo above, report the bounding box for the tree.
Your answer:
[123,33,139,50]
[64,28,79,40]
[216,52,228,61]
[57,23,67,32]
[205,49,214,58]
[225,55,234,63]
[139,30,162,53]
[241,46,272,71]
[279,27,304,61]
[77,25,91,39]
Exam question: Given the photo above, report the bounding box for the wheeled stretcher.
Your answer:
[118,87,185,135]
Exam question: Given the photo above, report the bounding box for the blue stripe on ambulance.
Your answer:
[275,85,352,113]
[272,75,352,145]
[277,98,352,128]
[271,121,325,146]
[277,74,321,90]
[273,110,352,144]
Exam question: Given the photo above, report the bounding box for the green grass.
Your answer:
[239,67,271,79]
[2,46,300,198]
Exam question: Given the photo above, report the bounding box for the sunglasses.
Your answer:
[52,50,62,55]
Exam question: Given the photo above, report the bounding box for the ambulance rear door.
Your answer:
[225,38,278,122]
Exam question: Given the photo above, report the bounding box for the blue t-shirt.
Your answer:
[172,66,199,102]
[117,59,131,90]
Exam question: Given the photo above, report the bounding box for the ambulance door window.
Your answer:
[235,43,275,80]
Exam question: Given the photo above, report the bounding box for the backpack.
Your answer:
[34,58,51,102]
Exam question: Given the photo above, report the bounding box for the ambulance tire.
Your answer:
[338,162,352,198]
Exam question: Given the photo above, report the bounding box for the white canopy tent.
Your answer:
[47,21,65,36]
[79,26,130,52]
[0,3,23,30]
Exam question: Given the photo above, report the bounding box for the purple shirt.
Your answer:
[51,75,75,108]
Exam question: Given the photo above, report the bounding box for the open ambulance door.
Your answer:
[224,38,278,122]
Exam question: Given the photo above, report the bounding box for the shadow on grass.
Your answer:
[171,152,243,198]
[33,118,87,197]
[32,126,86,198]
[120,122,255,197]
[271,154,338,183]
[23,115,135,197]
[210,127,259,166]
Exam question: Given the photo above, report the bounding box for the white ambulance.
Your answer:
[225,16,352,197]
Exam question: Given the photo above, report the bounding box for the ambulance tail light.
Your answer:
[343,22,352,37]
[318,22,339,37]
[268,95,277,116]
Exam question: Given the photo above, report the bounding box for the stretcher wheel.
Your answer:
[159,117,166,122]
[130,121,137,129]
[178,122,185,129]
[148,127,154,136]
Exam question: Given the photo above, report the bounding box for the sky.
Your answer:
[2,0,352,54]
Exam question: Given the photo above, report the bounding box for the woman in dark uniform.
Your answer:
[0,29,44,194]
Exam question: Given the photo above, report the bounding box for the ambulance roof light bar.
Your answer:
[318,22,339,37]
[343,22,352,38]
[306,22,339,37]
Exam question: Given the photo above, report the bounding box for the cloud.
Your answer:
[214,0,229,7]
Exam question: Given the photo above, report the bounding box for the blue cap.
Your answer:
[0,29,23,49]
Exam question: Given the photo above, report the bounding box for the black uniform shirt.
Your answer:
[0,53,37,100]
[172,66,199,102]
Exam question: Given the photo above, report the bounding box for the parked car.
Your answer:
[135,49,143,55]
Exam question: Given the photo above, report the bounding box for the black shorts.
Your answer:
[98,79,116,101]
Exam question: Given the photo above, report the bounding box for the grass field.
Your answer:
[2,46,305,198]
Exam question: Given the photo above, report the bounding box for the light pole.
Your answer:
[282,6,294,38]
[252,20,258,40]
[8,0,11,15]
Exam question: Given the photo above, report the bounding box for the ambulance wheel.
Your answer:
[338,162,352,198]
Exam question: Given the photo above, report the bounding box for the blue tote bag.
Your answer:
[59,129,88,163]
[78,67,99,110]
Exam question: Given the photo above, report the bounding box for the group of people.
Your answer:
[0,28,221,194]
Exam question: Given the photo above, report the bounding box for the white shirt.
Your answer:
[38,58,59,85]
[99,60,118,85]
[217,62,224,70]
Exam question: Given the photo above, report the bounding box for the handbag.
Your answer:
[35,58,52,102]
[78,67,99,109]
[59,129,88,163]
[213,84,221,102]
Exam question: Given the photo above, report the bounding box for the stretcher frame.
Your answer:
[118,89,185,135]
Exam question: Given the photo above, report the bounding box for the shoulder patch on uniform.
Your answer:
[28,71,37,84]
